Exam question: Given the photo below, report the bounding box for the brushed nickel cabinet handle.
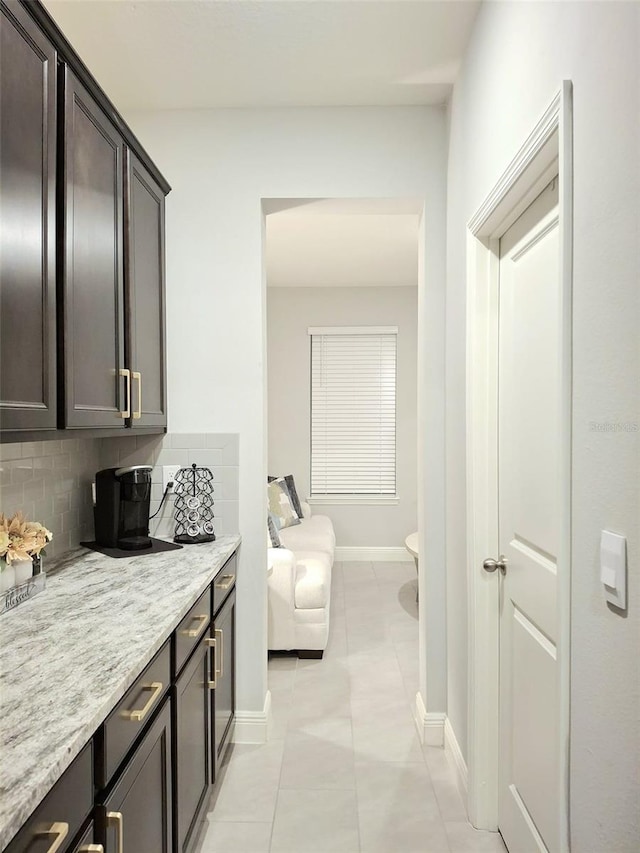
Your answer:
[215,628,224,678]
[206,636,217,689]
[107,811,123,853]
[35,822,68,853]
[215,574,235,590]
[132,370,142,419]
[79,845,104,852]
[118,368,131,419]
[181,613,209,639]
[124,681,163,722]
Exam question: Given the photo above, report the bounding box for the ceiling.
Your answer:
[42,0,480,111]
[265,199,421,288]
[40,3,477,288]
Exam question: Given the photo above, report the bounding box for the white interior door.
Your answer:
[497,178,561,853]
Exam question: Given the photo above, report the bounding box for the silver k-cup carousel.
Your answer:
[173,463,216,544]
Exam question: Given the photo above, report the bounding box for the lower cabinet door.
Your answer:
[100,698,172,853]
[175,638,211,853]
[212,588,236,773]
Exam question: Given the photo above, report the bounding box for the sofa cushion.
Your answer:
[294,551,332,609]
[279,514,335,558]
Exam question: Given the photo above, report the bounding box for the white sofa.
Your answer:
[267,501,335,658]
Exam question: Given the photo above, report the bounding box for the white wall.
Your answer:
[125,106,449,719]
[267,285,418,549]
[446,2,640,848]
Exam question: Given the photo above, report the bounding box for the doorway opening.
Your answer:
[262,195,434,708]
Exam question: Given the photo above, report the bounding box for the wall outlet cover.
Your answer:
[163,465,180,492]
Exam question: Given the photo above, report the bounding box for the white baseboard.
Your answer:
[335,546,413,562]
[233,690,271,744]
[413,698,468,807]
[413,692,446,746]
[444,717,468,800]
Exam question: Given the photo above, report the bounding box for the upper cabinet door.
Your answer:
[62,68,127,428]
[0,0,57,431]
[125,150,167,428]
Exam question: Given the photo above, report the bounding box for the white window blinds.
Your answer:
[309,327,397,496]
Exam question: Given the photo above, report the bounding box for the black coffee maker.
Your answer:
[94,466,153,551]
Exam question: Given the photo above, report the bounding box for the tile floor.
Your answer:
[199,561,507,852]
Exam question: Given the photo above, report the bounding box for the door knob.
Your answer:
[483,556,507,574]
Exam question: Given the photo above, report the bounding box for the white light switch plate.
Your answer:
[600,530,627,610]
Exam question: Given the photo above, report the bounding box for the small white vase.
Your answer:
[13,559,33,585]
[0,564,16,593]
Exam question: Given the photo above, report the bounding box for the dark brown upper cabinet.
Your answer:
[62,67,128,429]
[0,0,170,441]
[125,150,167,429]
[0,0,57,431]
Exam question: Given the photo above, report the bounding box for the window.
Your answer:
[309,326,397,499]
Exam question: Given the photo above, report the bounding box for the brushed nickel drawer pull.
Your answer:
[79,845,104,852]
[215,574,235,590]
[132,370,142,419]
[118,368,131,419]
[206,636,217,689]
[107,811,123,853]
[215,628,224,678]
[181,613,209,639]
[125,681,163,721]
[35,822,68,853]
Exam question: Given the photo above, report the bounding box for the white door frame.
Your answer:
[465,83,573,852]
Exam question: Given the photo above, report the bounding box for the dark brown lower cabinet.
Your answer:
[6,554,238,853]
[174,637,211,853]
[212,588,236,774]
[5,743,93,853]
[99,698,172,853]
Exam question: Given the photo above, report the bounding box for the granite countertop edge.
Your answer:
[0,534,241,850]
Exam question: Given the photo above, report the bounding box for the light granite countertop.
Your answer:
[0,534,241,851]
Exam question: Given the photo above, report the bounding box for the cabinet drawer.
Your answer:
[174,587,211,677]
[5,743,92,853]
[212,553,237,615]
[97,641,170,789]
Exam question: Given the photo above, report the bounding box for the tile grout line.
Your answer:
[344,561,370,853]
[269,654,297,853]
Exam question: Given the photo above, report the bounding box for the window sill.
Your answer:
[308,495,400,507]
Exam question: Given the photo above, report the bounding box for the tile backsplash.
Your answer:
[0,433,239,560]
[0,439,102,558]
[100,433,240,539]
